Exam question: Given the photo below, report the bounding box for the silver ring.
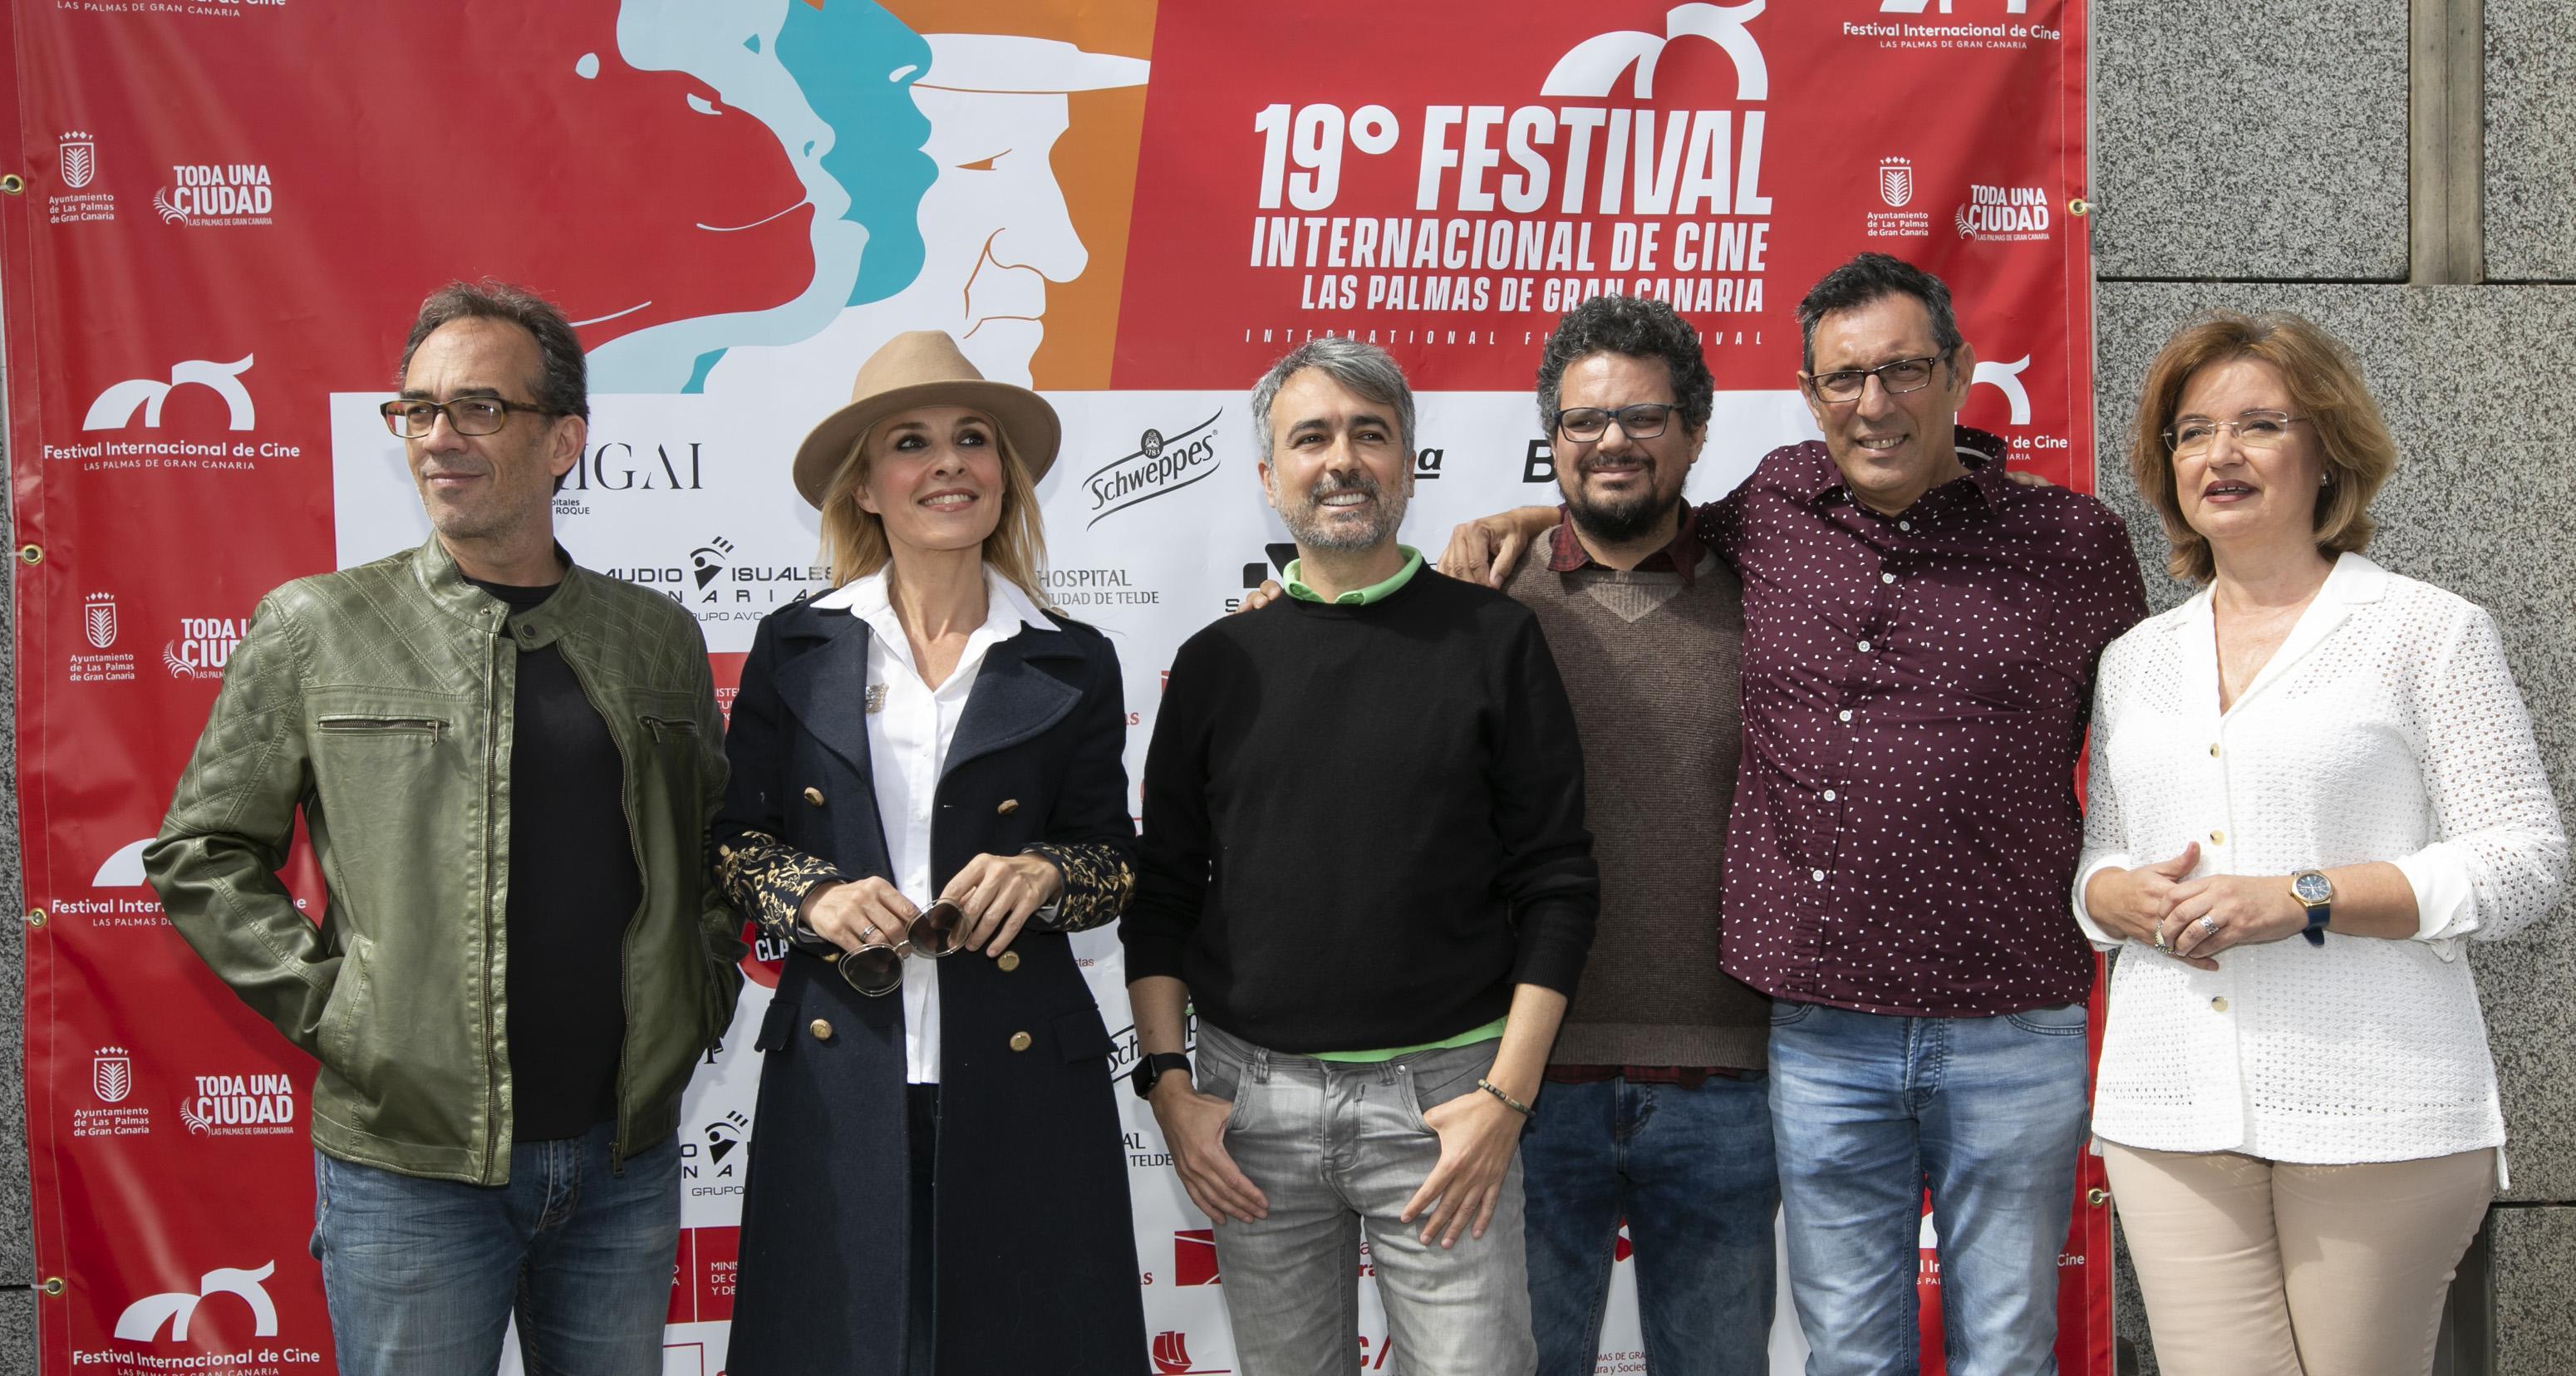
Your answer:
[2198,916,2219,936]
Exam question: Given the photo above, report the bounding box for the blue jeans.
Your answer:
[1522,1073,1778,1376]
[310,1124,681,1376]
[1768,1002,2089,1376]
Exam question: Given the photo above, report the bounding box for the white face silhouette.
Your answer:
[892,84,1087,386]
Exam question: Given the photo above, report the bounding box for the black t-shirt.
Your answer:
[469,577,642,1142]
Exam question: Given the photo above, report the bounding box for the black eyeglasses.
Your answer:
[816,899,965,996]
[1804,355,1947,404]
[378,396,560,439]
[1552,403,1675,442]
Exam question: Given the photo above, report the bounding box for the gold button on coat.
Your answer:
[803,786,826,807]
[996,799,1020,815]
[1008,1030,1033,1052]
[809,1018,835,1041]
[2210,997,2229,1013]
[2208,744,2220,758]
[2208,828,2225,844]
[996,951,1021,972]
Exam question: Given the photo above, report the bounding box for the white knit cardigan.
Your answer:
[2073,553,2566,1167]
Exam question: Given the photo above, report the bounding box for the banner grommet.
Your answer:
[17,544,40,565]
[0,174,22,196]
[2068,198,2090,216]
[23,909,43,930]
[40,1278,61,1296]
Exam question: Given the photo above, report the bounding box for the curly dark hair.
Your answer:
[1794,253,1964,373]
[1535,295,1714,435]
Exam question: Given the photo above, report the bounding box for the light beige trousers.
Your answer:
[2100,1140,2494,1376]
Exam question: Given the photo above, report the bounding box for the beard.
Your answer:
[1275,469,1408,552]
[1565,461,1676,545]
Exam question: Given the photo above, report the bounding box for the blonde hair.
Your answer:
[817,415,1053,607]
[2128,311,2394,584]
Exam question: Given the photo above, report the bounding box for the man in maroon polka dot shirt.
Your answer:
[1451,253,2147,1374]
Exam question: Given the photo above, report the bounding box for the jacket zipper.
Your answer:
[317,715,445,743]
[481,616,507,1185]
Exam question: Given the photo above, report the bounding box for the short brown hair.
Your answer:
[2129,311,2394,584]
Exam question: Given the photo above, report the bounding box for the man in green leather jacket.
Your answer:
[145,280,744,1376]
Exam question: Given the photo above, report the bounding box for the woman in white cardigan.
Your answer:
[2075,311,2565,1376]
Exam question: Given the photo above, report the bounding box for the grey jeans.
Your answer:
[1195,1021,1537,1376]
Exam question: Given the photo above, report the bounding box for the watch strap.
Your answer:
[2293,870,2333,946]
[1132,1051,1192,1099]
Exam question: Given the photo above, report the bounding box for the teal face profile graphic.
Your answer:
[683,28,1151,410]
[598,0,941,391]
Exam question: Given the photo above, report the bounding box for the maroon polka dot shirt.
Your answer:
[1696,428,2148,1017]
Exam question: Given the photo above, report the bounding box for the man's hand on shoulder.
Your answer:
[1233,580,1286,614]
[1438,507,1556,589]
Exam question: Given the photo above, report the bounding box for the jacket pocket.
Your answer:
[317,935,373,1075]
[1052,1006,1116,1066]
[755,999,800,1055]
[317,715,448,742]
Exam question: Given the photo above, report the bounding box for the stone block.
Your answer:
[0,1286,32,1376]
[2092,2,2407,281]
[2493,1206,2576,1376]
[2485,0,2576,280]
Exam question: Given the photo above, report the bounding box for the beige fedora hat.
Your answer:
[790,331,1061,509]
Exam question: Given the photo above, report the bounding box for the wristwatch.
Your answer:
[1131,1052,1192,1100]
[2290,869,2334,946]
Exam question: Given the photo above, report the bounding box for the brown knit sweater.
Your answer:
[1507,547,1768,1069]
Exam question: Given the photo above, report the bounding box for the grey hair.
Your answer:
[1249,337,1417,462]
[396,278,589,422]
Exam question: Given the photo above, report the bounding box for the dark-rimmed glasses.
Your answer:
[1552,403,1675,442]
[378,396,559,439]
[1804,355,1946,404]
[819,899,966,996]
[2162,410,2308,457]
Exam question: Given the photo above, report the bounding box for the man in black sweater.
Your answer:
[1123,337,1598,1376]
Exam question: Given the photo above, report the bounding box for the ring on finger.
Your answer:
[2198,916,2219,936]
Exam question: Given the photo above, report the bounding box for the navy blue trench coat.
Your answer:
[711,592,1146,1376]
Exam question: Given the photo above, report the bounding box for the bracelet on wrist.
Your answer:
[1475,1078,1536,1118]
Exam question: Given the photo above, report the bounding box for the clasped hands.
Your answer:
[2087,842,2308,966]
[797,852,1064,960]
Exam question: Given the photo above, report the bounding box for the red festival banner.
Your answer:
[4,2,2103,1373]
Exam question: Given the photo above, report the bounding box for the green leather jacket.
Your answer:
[145,535,745,1184]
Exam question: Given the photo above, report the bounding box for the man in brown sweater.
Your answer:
[1498,297,1776,1375]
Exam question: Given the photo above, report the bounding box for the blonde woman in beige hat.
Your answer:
[712,331,1146,1376]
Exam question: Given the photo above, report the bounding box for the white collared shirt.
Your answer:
[2074,553,2565,1169]
[812,566,1052,1083]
